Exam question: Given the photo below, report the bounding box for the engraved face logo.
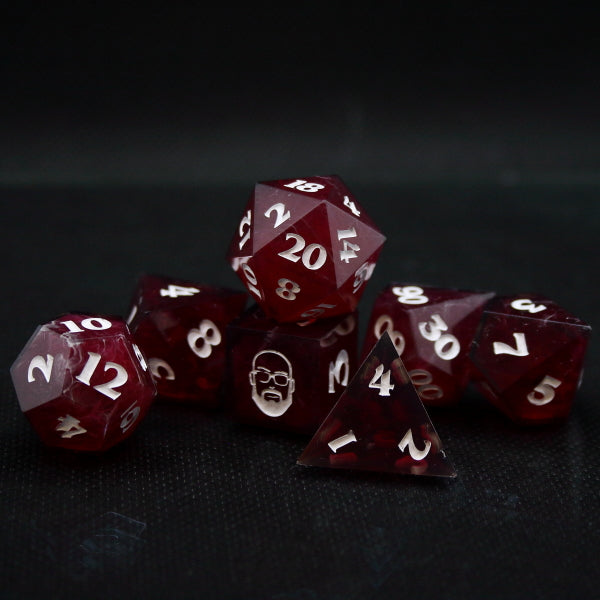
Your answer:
[249,350,295,417]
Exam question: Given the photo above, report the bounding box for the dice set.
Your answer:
[9,175,591,479]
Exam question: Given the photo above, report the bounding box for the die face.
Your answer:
[128,274,247,405]
[226,175,385,323]
[362,284,494,406]
[226,306,358,434]
[10,314,156,451]
[470,295,591,424]
[298,332,456,478]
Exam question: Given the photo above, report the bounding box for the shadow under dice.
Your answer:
[362,284,494,406]
[10,313,156,451]
[470,295,591,425]
[127,274,247,407]
[226,175,386,323]
[226,305,358,434]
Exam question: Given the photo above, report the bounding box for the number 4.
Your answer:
[369,364,395,396]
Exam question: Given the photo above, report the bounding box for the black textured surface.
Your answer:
[1,184,598,599]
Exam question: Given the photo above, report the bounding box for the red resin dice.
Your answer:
[362,284,494,406]
[226,175,386,323]
[469,295,591,425]
[226,305,358,434]
[10,313,156,451]
[298,331,456,478]
[127,274,247,407]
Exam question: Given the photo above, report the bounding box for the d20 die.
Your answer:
[362,284,494,406]
[226,175,386,323]
[298,331,456,478]
[469,295,591,424]
[127,274,247,406]
[226,305,358,434]
[10,313,156,451]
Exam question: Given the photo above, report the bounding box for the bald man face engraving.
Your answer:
[249,350,295,417]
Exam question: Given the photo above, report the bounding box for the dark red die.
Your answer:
[10,313,156,451]
[226,305,358,434]
[127,274,247,407]
[469,295,591,424]
[226,175,386,323]
[362,284,494,406]
[298,331,456,478]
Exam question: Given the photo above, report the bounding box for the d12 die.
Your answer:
[226,305,358,434]
[127,274,247,406]
[226,175,386,323]
[362,284,494,406]
[10,313,156,451]
[469,295,591,424]
[298,331,456,478]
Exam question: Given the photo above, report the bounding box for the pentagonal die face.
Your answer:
[469,295,591,424]
[226,305,359,434]
[127,274,247,406]
[10,313,156,451]
[226,175,386,323]
[362,284,494,406]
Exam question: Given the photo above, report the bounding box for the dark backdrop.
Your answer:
[1,5,599,600]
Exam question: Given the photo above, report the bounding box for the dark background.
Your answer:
[1,5,599,599]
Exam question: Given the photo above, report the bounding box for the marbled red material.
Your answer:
[127,274,247,406]
[469,295,591,424]
[226,175,386,323]
[362,284,494,406]
[10,313,156,451]
[298,331,456,478]
[226,305,358,434]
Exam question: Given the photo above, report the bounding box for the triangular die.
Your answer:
[297,331,457,478]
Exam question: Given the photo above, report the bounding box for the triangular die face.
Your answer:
[325,202,386,287]
[297,331,456,478]
[251,182,323,254]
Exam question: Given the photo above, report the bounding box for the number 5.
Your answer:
[527,376,562,406]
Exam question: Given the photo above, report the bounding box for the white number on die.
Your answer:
[353,262,375,293]
[265,203,291,228]
[276,278,301,301]
[369,364,395,396]
[398,428,431,461]
[417,314,460,360]
[284,179,324,192]
[337,228,360,263]
[187,319,221,358]
[27,354,54,383]
[527,375,562,406]
[278,233,327,270]
[343,195,361,216]
[373,314,405,355]
[328,349,350,393]
[160,285,200,298]
[392,286,429,305]
[238,209,252,250]
[511,298,547,314]
[61,317,113,333]
[75,352,128,401]
[493,332,529,356]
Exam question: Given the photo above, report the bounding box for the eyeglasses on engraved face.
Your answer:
[251,367,291,386]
